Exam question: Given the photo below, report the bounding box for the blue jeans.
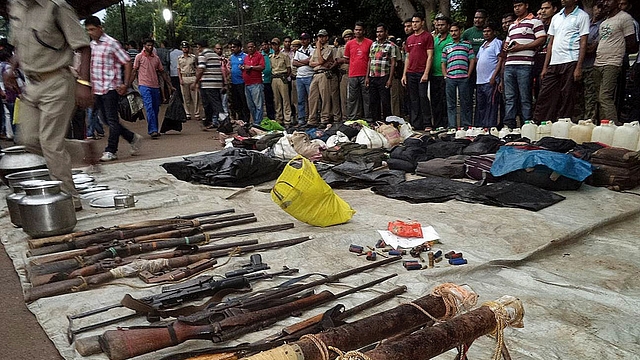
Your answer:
[445,77,472,128]
[138,85,161,134]
[475,82,501,128]
[245,83,264,125]
[86,107,104,138]
[94,90,134,154]
[296,76,312,124]
[504,65,533,129]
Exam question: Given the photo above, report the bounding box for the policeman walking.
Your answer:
[7,0,93,210]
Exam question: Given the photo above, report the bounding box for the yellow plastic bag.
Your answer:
[13,98,20,124]
[271,156,356,227]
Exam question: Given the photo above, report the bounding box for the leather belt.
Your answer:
[25,68,67,82]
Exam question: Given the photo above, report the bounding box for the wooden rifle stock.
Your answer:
[101,290,336,360]
[28,213,255,257]
[27,208,236,249]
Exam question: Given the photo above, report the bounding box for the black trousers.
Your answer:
[230,83,250,121]
[429,76,447,128]
[369,75,391,123]
[406,72,432,130]
[200,88,222,126]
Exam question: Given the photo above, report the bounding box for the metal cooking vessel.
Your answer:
[6,180,49,228]
[0,146,48,186]
[18,180,77,238]
[5,169,51,189]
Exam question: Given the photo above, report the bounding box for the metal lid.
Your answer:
[21,180,62,190]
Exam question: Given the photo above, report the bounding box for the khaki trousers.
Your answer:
[391,77,403,117]
[180,76,200,118]
[340,73,349,121]
[308,72,332,124]
[593,65,621,123]
[20,69,77,196]
[272,77,291,124]
[291,79,298,117]
[330,74,341,122]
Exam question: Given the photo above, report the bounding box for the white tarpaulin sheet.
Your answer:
[2,153,640,360]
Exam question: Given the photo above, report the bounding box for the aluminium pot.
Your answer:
[5,169,51,189]
[0,146,47,186]
[18,180,76,238]
[6,180,49,228]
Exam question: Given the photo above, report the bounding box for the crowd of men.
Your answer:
[147,0,637,137]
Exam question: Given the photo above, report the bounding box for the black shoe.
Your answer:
[150,132,161,139]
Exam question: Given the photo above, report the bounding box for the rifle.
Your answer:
[99,273,398,360]
[28,213,257,257]
[67,267,300,343]
[27,221,291,280]
[167,285,408,360]
[27,208,236,249]
[24,236,311,302]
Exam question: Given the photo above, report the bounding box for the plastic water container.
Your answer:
[591,120,616,146]
[569,120,594,144]
[521,120,538,141]
[537,121,552,140]
[498,127,512,139]
[511,128,521,137]
[551,118,574,139]
[455,128,466,139]
[465,127,475,137]
[612,122,640,150]
[490,127,499,137]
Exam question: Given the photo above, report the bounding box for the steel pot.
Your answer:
[0,146,47,186]
[18,180,77,238]
[6,180,48,227]
[5,169,51,189]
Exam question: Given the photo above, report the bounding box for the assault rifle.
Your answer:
[28,212,257,257]
[27,208,236,250]
[159,285,408,360]
[67,266,300,343]
[24,236,311,302]
[28,222,294,283]
[99,269,400,360]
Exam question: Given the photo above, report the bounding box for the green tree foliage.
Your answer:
[103,0,162,45]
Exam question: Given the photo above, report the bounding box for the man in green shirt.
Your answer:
[431,14,453,128]
[462,9,487,113]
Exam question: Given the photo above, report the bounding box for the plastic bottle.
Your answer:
[591,120,616,146]
[537,121,552,140]
[521,120,538,141]
[455,127,467,139]
[569,120,594,144]
[612,122,640,150]
[465,127,475,137]
[498,127,511,139]
[490,127,499,137]
[511,128,521,137]
[551,118,574,139]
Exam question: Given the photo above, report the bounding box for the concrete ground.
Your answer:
[0,114,223,360]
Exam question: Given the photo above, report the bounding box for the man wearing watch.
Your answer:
[8,0,92,210]
[85,16,142,162]
[241,41,265,125]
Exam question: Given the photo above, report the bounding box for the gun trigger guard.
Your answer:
[319,304,345,330]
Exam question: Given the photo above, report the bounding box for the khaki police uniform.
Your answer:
[178,53,200,119]
[9,0,90,198]
[307,44,335,125]
[269,51,292,124]
[335,44,349,121]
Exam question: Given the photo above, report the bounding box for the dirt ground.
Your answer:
[0,111,224,360]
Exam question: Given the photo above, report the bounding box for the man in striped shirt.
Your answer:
[503,0,547,129]
[441,23,476,129]
[193,39,224,129]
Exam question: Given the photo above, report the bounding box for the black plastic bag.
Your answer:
[118,90,144,122]
[160,92,185,133]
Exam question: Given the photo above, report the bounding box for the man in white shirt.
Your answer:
[533,0,590,122]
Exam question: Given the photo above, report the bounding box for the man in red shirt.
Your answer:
[131,39,174,139]
[241,41,266,124]
[344,21,373,121]
[401,13,435,130]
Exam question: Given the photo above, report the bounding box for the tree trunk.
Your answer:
[438,0,450,18]
[417,0,436,32]
[391,0,416,22]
